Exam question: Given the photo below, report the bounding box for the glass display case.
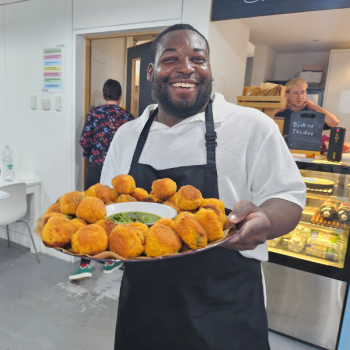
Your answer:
[268,169,350,269]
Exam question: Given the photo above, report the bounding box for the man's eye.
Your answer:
[163,57,176,62]
[193,57,205,62]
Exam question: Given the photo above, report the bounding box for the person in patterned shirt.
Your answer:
[70,79,134,281]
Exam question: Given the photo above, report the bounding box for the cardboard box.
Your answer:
[302,65,324,72]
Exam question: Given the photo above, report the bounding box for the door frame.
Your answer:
[82,31,160,190]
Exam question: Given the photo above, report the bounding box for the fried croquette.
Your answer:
[109,225,144,259]
[151,178,177,199]
[42,216,76,248]
[95,219,116,236]
[60,191,82,215]
[173,213,207,249]
[200,198,225,214]
[129,222,149,240]
[85,183,109,203]
[112,174,136,194]
[76,197,107,224]
[71,217,88,230]
[143,194,162,203]
[105,201,114,205]
[144,223,181,257]
[131,188,149,201]
[107,188,119,202]
[200,203,227,227]
[167,193,178,202]
[42,212,67,227]
[163,201,181,214]
[71,225,108,255]
[157,218,175,229]
[175,185,203,211]
[116,194,137,203]
[45,203,61,215]
[195,208,225,241]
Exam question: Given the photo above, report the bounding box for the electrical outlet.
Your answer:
[42,99,50,110]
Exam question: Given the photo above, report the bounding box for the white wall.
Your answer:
[4,0,73,211]
[274,51,330,82]
[208,20,250,104]
[251,45,277,86]
[0,6,7,154]
[90,38,127,108]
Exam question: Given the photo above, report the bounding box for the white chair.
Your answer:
[0,183,40,263]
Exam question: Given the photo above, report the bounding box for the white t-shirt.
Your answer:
[101,93,306,261]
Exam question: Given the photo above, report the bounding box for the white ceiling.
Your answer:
[239,8,350,54]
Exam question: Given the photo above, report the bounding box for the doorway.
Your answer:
[82,32,159,190]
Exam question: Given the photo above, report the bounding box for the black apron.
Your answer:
[115,101,270,350]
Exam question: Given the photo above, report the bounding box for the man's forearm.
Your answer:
[314,105,339,127]
[260,198,302,239]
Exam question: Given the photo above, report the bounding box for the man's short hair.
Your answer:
[285,78,308,92]
[103,79,122,101]
[150,24,210,64]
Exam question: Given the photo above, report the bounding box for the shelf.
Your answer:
[268,247,344,268]
[299,221,345,234]
[306,192,349,202]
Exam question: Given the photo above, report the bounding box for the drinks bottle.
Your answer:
[337,203,350,222]
[288,226,309,253]
[2,145,14,182]
[319,200,337,218]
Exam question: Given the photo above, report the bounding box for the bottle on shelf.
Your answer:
[279,232,293,251]
[337,203,350,222]
[2,145,14,182]
[319,200,338,219]
[267,237,281,248]
[288,226,310,253]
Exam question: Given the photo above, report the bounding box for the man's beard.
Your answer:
[152,75,212,119]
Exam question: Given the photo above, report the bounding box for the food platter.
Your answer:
[55,220,244,263]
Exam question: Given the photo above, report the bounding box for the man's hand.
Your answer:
[223,201,270,251]
[305,99,317,111]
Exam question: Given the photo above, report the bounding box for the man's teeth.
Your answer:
[171,83,196,88]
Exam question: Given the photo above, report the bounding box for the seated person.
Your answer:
[275,78,339,140]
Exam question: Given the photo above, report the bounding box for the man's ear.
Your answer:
[147,63,154,82]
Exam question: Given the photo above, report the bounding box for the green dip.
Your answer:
[108,211,161,224]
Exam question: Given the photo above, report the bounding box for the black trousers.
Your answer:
[85,163,103,190]
[81,163,103,266]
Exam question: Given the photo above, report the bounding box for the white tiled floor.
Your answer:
[269,331,321,350]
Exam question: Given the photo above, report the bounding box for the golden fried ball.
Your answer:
[200,203,227,227]
[131,188,149,201]
[129,222,149,240]
[144,194,162,203]
[42,213,67,227]
[109,225,144,259]
[157,218,175,229]
[116,194,137,203]
[167,193,178,202]
[60,191,83,215]
[173,213,207,249]
[42,216,76,248]
[163,201,181,214]
[71,225,108,255]
[144,223,182,257]
[71,217,88,230]
[45,203,61,215]
[112,174,136,194]
[107,188,119,203]
[105,201,114,205]
[76,197,107,224]
[85,183,109,203]
[151,178,177,199]
[95,219,116,236]
[195,208,224,241]
[200,198,225,214]
[175,185,203,211]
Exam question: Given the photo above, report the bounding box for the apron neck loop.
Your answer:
[204,100,217,166]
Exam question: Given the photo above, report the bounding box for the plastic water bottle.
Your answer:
[2,145,14,182]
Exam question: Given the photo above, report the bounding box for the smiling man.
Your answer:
[101,24,306,350]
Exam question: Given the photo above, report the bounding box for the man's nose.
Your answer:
[177,58,195,74]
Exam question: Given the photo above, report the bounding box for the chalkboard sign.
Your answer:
[212,0,350,21]
[287,111,325,152]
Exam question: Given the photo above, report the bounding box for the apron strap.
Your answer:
[131,108,158,164]
[204,100,217,166]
